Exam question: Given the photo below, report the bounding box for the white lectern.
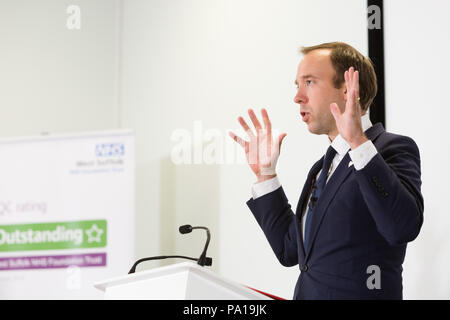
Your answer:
[94,262,272,300]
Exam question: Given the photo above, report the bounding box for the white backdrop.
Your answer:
[0,130,134,299]
[384,0,450,299]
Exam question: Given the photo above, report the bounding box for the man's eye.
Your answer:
[306,80,313,86]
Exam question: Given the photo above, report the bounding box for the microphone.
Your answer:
[178,224,212,267]
[309,178,318,209]
[127,225,212,274]
[309,196,318,209]
[179,224,192,234]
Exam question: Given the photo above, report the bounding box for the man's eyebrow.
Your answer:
[301,74,318,79]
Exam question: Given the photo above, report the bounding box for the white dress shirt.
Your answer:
[251,113,378,241]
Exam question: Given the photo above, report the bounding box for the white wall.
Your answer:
[120,0,368,298]
[0,0,120,137]
[384,0,450,299]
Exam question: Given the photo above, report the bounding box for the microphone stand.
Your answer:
[128,255,200,274]
[128,224,213,274]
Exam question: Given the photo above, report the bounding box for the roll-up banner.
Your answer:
[0,130,134,299]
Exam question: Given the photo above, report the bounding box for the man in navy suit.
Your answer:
[229,42,423,299]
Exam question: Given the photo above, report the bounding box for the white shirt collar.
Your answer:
[361,112,373,133]
[330,113,373,156]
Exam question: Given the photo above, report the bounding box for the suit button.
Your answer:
[300,264,308,272]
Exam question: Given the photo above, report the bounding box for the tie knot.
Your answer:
[324,145,337,163]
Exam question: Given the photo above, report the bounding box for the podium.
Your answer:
[94,262,272,300]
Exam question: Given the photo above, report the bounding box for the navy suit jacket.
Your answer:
[247,123,424,300]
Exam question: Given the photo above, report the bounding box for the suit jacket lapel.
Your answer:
[294,158,323,257]
[365,122,384,141]
[304,152,353,259]
[303,122,385,260]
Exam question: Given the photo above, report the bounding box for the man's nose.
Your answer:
[294,87,307,104]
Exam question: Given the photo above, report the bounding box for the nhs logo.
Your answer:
[95,143,125,157]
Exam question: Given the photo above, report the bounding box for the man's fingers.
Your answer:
[274,133,287,155]
[344,69,351,111]
[354,70,360,103]
[344,67,357,113]
[238,116,256,139]
[248,109,263,132]
[228,131,247,149]
[348,69,359,115]
[261,108,272,156]
[275,133,287,153]
[330,103,341,122]
[261,108,272,131]
[345,66,355,90]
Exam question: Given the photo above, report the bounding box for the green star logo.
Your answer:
[85,224,104,243]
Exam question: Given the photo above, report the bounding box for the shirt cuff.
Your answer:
[348,140,378,170]
[252,176,281,199]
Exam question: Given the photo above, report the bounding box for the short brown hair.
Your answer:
[300,42,378,112]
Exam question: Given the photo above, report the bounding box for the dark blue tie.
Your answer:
[304,145,337,249]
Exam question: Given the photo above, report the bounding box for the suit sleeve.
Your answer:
[354,135,424,245]
[246,187,299,267]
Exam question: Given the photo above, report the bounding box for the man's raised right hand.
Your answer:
[229,108,287,183]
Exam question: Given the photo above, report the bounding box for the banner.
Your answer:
[0,130,134,299]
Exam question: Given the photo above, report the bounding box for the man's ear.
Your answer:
[342,83,348,101]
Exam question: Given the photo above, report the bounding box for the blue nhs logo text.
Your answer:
[95,143,125,157]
